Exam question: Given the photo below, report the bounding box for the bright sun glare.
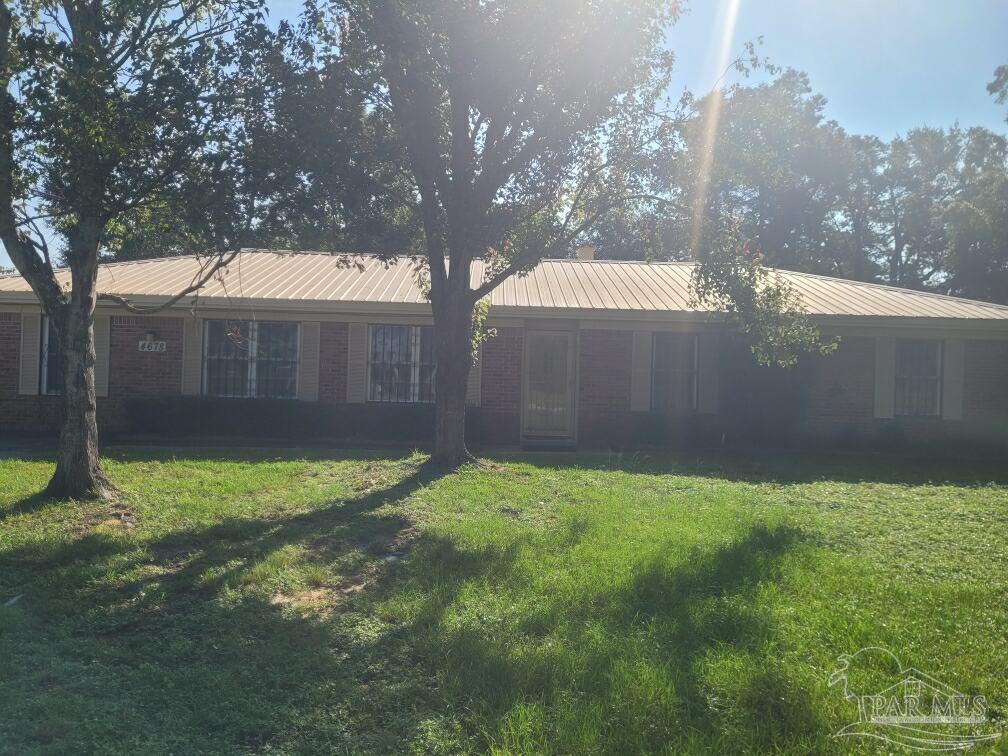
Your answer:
[689,0,742,258]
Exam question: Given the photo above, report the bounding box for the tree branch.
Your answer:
[96,249,240,313]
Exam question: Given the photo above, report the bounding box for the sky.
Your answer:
[2,0,1006,268]
[665,0,1008,138]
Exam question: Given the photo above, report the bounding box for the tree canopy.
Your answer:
[597,70,1008,304]
[0,0,265,497]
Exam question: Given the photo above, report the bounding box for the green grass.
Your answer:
[1,447,1006,754]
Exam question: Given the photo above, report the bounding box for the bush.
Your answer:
[126,397,482,445]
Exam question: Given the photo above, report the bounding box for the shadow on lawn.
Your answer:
[2,454,822,752]
[500,447,1008,487]
[0,491,58,523]
[400,522,824,752]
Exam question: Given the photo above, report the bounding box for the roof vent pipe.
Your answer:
[575,245,596,261]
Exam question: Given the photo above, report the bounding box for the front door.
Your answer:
[523,331,576,440]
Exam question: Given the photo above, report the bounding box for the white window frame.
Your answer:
[40,315,62,396]
[201,320,301,399]
[366,324,436,403]
[650,332,699,412]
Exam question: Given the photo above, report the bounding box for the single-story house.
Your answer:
[2,249,1007,450]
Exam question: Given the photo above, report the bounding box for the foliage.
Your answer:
[2,447,1007,752]
[2,0,265,263]
[989,63,1008,121]
[0,1,271,497]
[312,0,688,460]
[602,70,1008,304]
[469,297,495,365]
[124,396,481,442]
[691,222,837,368]
[685,71,880,280]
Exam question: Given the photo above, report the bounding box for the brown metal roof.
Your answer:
[2,250,1008,321]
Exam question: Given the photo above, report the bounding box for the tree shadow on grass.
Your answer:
[397,521,827,753]
[0,491,59,523]
[0,456,475,752]
[497,447,1008,487]
[2,454,826,753]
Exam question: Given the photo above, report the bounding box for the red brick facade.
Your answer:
[577,329,633,446]
[0,313,62,431]
[102,316,185,430]
[802,336,877,440]
[318,321,349,402]
[0,312,19,396]
[961,340,1008,445]
[479,326,523,445]
[791,335,1008,446]
[1,309,1006,449]
[964,340,1008,420]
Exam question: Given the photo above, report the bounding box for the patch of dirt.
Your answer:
[270,575,378,611]
[81,505,137,534]
[269,587,336,608]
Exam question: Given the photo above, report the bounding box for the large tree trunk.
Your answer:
[430,296,475,467]
[45,282,113,500]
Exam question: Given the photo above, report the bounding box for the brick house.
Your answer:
[2,250,1007,449]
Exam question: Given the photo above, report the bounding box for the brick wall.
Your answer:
[577,329,633,447]
[319,321,349,402]
[801,335,876,441]
[480,326,523,445]
[959,340,1008,445]
[103,316,184,430]
[0,313,19,397]
[798,336,1008,447]
[0,313,63,431]
[964,340,1008,420]
[1,308,1006,450]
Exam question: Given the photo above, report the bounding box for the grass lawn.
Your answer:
[1,447,1006,754]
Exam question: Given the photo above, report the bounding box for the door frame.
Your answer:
[521,328,578,443]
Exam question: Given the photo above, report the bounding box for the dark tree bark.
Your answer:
[431,294,475,466]
[47,289,113,499]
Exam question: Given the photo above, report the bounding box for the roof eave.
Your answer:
[2,291,1008,331]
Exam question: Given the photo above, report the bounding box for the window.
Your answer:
[40,316,63,395]
[203,320,299,399]
[895,339,942,417]
[651,333,698,411]
[368,325,435,403]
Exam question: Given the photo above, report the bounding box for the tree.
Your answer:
[880,127,961,288]
[675,71,881,279]
[942,129,1008,302]
[229,11,419,255]
[326,0,681,465]
[691,221,837,369]
[877,126,1008,302]
[0,1,262,498]
[989,63,1008,121]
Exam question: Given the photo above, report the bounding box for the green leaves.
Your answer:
[691,222,838,369]
[3,0,269,263]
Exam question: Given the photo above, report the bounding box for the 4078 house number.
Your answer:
[137,340,167,353]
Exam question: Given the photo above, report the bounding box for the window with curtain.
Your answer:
[895,339,942,417]
[40,316,63,395]
[368,324,436,403]
[203,320,299,399]
[651,333,698,411]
